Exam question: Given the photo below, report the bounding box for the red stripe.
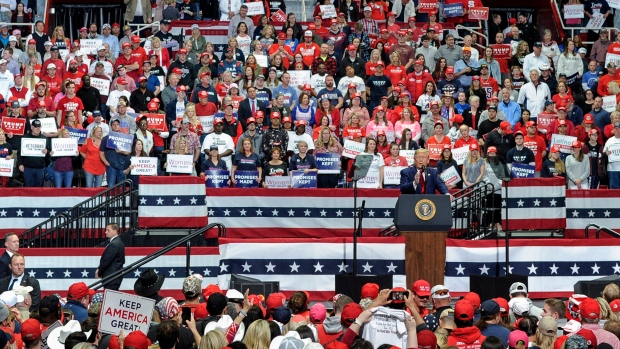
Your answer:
[139,217,209,229]
[446,238,620,247]
[22,246,219,256]
[566,189,620,198]
[206,188,402,198]
[507,178,566,187]
[140,176,205,185]
[220,237,405,244]
[501,218,565,230]
[0,188,105,197]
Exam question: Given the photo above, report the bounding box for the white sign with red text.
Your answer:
[99,289,155,335]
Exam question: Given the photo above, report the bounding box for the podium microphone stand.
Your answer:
[351,154,373,276]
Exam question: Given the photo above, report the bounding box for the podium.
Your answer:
[394,194,452,288]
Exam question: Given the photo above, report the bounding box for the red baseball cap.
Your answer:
[558,119,567,126]
[266,292,286,310]
[412,280,430,296]
[138,76,147,82]
[347,44,356,51]
[172,68,183,75]
[21,318,42,341]
[526,121,536,127]
[572,140,582,148]
[198,91,208,98]
[117,78,127,85]
[270,112,281,119]
[200,71,211,79]
[550,146,560,153]
[124,331,151,349]
[178,48,188,55]
[361,283,379,299]
[131,35,140,43]
[148,101,158,110]
[282,116,292,123]
[446,66,455,74]
[463,291,481,308]
[584,113,594,123]
[454,299,474,321]
[37,100,46,108]
[28,39,35,45]
[68,282,95,299]
[176,85,187,92]
[121,42,131,49]
[278,32,286,40]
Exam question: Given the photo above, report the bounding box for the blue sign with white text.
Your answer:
[234,170,260,188]
[205,170,230,188]
[291,171,318,188]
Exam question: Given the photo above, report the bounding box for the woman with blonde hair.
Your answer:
[510,40,530,71]
[51,26,71,49]
[534,317,557,349]
[386,52,407,88]
[541,146,566,178]
[149,37,171,71]
[184,103,204,136]
[597,297,618,322]
[462,144,485,187]
[314,127,343,188]
[24,63,40,92]
[199,330,227,349]
[189,25,206,55]
[80,126,106,187]
[603,283,620,304]
[365,49,382,77]
[225,37,244,62]
[243,319,271,349]
[566,140,590,189]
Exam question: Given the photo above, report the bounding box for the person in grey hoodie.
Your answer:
[316,295,352,344]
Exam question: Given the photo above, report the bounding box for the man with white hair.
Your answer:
[430,285,452,322]
[522,42,549,82]
[517,69,551,120]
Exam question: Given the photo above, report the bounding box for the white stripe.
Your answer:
[139,206,208,217]
[3,196,93,208]
[209,217,392,229]
[504,186,565,199]
[447,245,620,262]
[217,274,407,291]
[566,197,619,207]
[207,196,398,209]
[505,207,564,219]
[140,184,206,196]
[566,218,620,229]
[220,243,405,260]
[27,255,220,268]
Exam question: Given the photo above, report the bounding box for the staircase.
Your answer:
[19,180,137,248]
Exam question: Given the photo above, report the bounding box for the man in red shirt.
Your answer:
[313,16,329,38]
[479,64,499,100]
[42,46,66,80]
[56,80,85,125]
[115,42,140,81]
[523,120,547,174]
[295,31,321,68]
[130,36,147,65]
[42,64,63,100]
[27,81,56,118]
[268,33,294,68]
[406,60,434,103]
[65,59,85,90]
[8,74,29,111]
[195,91,218,116]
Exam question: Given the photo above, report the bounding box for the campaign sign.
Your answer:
[550,134,577,154]
[564,4,584,18]
[131,157,158,176]
[51,138,78,157]
[35,118,57,134]
[316,153,340,174]
[21,138,46,157]
[603,95,617,112]
[440,166,461,186]
[234,170,260,188]
[265,176,290,188]
[205,170,230,188]
[511,163,535,178]
[451,146,470,165]
[291,170,317,188]
[491,44,511,59]
[106,131,133,152]
[608,0,620,9]
[357,169,381,188]
[383,166,405,185]
[605,53,620,68]
[65,127,88,144]
[608,143,620,162]
[427,143,444,160]
[246,1,265,16]
[271,9,286,22]
[199,116,214,132]
[320,4,336,18]
[145,113,166,131]
[443,3,463,17]
[399,149,416,166]
[369,130,395,143]
[41,320,62,349]
[418,0,436,12]
[288,70,312,89]
[99,289,155,335]
[254,54,269,68]
[0,159,13,177]
[91,77,111,96]
[537,114,557,134]
[468,7,489,20]
[80,39,103,55]
[1,117,26,135]
[342,139,365,159]
[166,154,194,174]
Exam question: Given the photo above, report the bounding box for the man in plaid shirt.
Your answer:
[311,43,338,76]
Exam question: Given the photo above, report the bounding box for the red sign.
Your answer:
[176,116,183,128]
[1,117,26,136]
[468,7,489,20]
[271,9,286,22]
[418,0,437,13]
[537,114,557,134]
[491,44,512,59]
[427,143,444,160]
[145,113,166,131]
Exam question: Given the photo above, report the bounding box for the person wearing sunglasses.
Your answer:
[431,284,452,323]
[412,279,431,316]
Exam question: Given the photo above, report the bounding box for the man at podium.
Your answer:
[399,148,450,195]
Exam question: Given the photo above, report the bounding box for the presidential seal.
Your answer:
[415,199,436,221]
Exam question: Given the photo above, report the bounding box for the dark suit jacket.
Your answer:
[237,98,267,131]
[0,252,10,279]
[0,274,41,312]
[399,166,449,195]
[97,236,126,290]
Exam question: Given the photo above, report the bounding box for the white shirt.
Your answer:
[202,132,236,170]
[522,52,550,81]
[517,81,551,120]
[87,121,110,137]
[604,136,620,172]
[361,307,408,349]
[0,70,14,98]
[310,74,327,96]
[337,76,366,97]
[106,90,131,108]
[287,133,315,153]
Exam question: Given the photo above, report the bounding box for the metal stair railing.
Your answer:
[450,181,497,240]
[89,223,226,290]
[19,180,136,248]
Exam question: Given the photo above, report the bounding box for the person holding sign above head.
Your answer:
[400,148,450,196]
[50,128,79,188]
[565,140,590,189]
[16,119,50,187]
[99,119,131,188]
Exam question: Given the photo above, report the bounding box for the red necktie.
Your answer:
[251,100,256,115]
[419,169,426,194]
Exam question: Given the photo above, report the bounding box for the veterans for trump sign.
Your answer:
[99,289,155,335]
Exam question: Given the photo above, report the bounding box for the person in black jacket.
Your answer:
[76,75,101,115]
[238,86,267,130]
[168,49,197,91]
[17,119,51,187]
[96,223,126,291]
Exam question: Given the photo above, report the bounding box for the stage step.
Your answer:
[484,230,565,239]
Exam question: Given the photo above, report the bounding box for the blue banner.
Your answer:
[205,170,230,188]
[315,153,341,174]
[65,127,88,145]
[106,131,133,152]
[443,3,463,17]
[291,171,318,188]
[511,163,536,178]
[234,170,260,188]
